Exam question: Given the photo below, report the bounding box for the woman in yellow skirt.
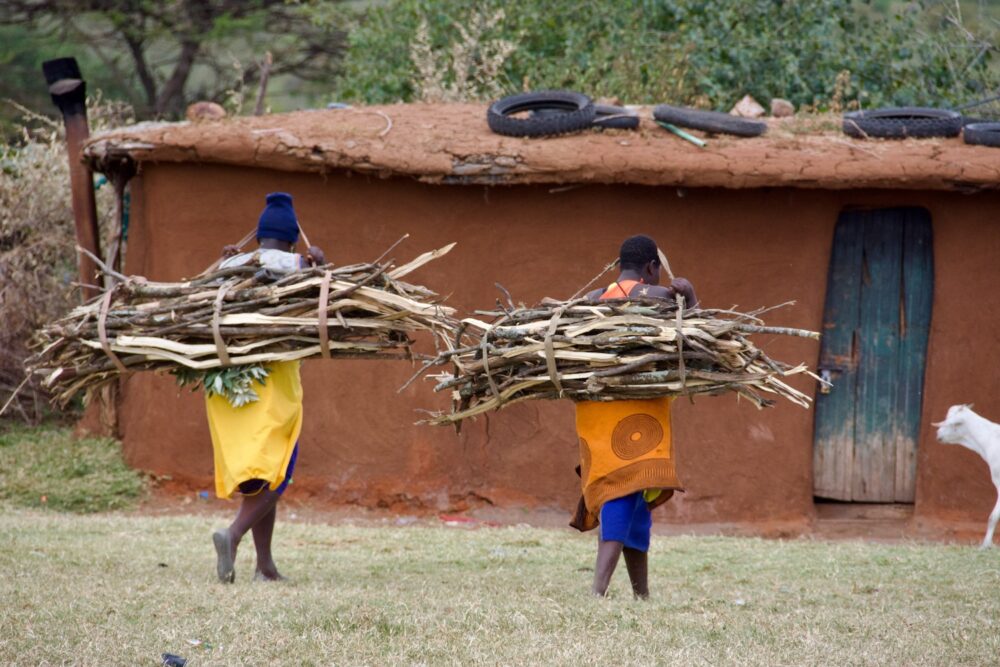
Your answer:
[209,192,325,583]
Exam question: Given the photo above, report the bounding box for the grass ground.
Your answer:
[2,508,1000,666]
[0,424,145,513]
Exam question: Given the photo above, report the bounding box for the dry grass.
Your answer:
[1,508,999,665]
[0,97,131,421]
[410,7,515,103]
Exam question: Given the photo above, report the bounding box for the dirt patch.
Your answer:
[134,485,990,545]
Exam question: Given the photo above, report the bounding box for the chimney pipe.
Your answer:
[43,57,103,301]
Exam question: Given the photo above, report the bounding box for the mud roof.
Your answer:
[83,103,1000,191]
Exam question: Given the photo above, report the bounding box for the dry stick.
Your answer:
[480,325,501,403]
[675,294,686,392]
[844,119,871,140]
[212,281,235,366]
[198,228,257,277]
[29,241,458,404]
[657,247,675,282]
[419,291,820,424]
[494,283,516,313]
[569,258,620,300]
[77,246,127,285]
[317,270,333,358]
[544,301,577,396]
[370,234,410,266]
[98,289,128,374]
[733,323,821,340]
[337,108,393,137]
[0,376,30,418]
[297,223,312,252]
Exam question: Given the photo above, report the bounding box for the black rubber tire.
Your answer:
[593,104,640,130]
[532,103,640,130]
[652,103,767,137]
[842,107,963,139]
[487,90,595,137]
[963,122,1000,147]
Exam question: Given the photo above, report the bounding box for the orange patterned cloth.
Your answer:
[575,397,682,514]
[568,277,683,532]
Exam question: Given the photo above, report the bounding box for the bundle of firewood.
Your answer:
[420,295,821,424]
[27,242,458,405]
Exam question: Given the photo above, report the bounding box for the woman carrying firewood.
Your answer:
[209,192,325,583]
[574,234,697,598]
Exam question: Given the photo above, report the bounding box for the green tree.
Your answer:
[0,0,349,118]
[325,0,999,110]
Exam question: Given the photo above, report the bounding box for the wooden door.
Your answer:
[813,208,934,502]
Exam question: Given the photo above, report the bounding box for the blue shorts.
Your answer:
[599,492,652,552]
[237,443,298,496]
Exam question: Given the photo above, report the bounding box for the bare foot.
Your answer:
[212,530,236,584]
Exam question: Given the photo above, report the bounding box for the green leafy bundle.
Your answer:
[172,363,271,408]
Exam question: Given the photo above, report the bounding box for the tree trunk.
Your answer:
[156,39,199,117]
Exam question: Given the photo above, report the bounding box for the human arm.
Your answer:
[667,277,698,308]
[630,278,698,307]
[299,245,326,268]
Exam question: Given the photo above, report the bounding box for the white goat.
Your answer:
[934,404,1000,548]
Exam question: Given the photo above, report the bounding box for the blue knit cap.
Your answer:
[256,192,299,244]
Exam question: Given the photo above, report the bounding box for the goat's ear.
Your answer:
[931,420,944,427]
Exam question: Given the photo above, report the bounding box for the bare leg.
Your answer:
[231,488,281,547]
[213,487,281,583]
[251,503,284,580]
[981,485,1000,548]
[623,547,649,599]
[592,538,624,597]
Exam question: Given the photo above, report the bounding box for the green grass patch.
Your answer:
[1,509,998,665]
[0,424,145,512]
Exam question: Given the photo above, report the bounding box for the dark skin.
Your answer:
[216,234,326,581]
[223,237,326,267]
[586,258,697,599]
[585,259,697,307]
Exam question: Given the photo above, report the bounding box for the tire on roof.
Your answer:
[962,122,1000,148]
[652,104,767,137]
[592,104,640,130]
[487,91,596,137]
[532,103,640,130]
[842,107,963,139]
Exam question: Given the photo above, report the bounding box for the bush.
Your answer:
[0,98,130,422]
[0,424,146,512]
[326,0,999,111]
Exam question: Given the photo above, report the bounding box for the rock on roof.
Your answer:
[83,103,1000,191]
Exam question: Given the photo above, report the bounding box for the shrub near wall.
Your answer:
[328,0,999,109]
[0,100,127,421]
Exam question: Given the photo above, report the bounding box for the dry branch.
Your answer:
[418,295,822,424]
[26,243,459,406]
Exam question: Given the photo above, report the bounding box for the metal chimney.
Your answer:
[42,57,103,301]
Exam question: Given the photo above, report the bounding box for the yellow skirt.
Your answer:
[205,360,303,499]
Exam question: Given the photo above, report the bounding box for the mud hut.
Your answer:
[82,104,1000,530]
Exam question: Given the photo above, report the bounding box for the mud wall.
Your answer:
[115,162,1000,524]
